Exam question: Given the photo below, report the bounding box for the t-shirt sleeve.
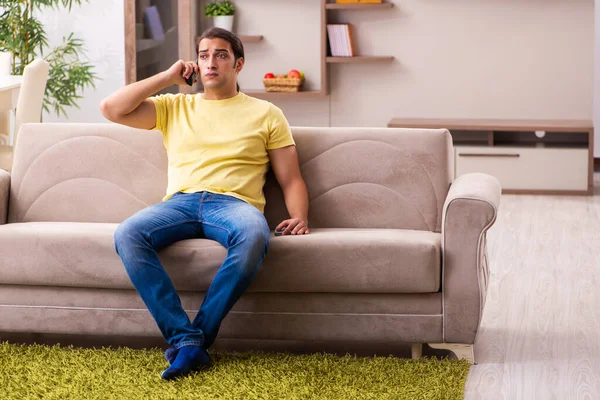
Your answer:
[148,94,175,136]
[267,104,295,150]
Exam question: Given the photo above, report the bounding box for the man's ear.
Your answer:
[235,57,245,73]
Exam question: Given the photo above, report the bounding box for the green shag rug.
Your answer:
[0,342,470,400]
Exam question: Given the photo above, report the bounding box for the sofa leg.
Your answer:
[411,343,423,359]
[428,343,475,364]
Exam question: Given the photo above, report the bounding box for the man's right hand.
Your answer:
[165,60,199,86]
[100,59,199,130]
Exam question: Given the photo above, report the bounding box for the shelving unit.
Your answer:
[327,56,394,63]
[325,1,394,65]
[325,3,393,10]
[134,1,396,96]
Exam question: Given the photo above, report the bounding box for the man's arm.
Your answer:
[268,145,310,235]
[100,60,198,129]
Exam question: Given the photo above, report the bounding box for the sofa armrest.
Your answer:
[0,169,9,225]
[441,172,501,344]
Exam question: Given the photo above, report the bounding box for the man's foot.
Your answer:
[161,345,211,380]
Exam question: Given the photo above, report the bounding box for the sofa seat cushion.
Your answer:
[0,223,441,293]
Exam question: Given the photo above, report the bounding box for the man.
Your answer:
[100,27,310,380]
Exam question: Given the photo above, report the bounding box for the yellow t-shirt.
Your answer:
[149,92,295,213]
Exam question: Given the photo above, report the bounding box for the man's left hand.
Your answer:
[276,218,310,235]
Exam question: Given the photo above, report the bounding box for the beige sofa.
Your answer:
[0,123,501,363]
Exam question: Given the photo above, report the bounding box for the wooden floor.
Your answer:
[465,173,600,399]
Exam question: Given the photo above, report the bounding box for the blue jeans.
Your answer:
[114,191,270,350]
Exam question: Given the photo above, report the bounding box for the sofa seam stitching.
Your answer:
[0,305,444,317]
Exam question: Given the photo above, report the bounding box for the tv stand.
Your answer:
[387,118,594,195]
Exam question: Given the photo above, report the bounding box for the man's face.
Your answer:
[197,38,242,90]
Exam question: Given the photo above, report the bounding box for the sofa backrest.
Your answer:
[263,127,453,233]
[8,123,168,224]
[9,123,453,232]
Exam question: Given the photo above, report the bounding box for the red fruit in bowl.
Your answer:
[287,69,301,79]
[264,73,275,79]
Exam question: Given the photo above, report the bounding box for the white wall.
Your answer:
[32,0,595,150]
[268,0,594,132]
[37,0,125,123]
[331,0,593,125]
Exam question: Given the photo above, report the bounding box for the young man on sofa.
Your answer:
[100,27,310,380]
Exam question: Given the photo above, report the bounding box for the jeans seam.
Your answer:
[174,340,203,349]
[199,192,205,219]
[146,220,199,248]
[201,221,233,244]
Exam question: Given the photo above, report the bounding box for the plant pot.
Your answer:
[213,15,234,32]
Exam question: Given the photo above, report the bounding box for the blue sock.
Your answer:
[161,345,212,380]
[165,346,178,365]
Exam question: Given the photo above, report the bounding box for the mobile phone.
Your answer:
[274,226,287,236]
[184,60,199,86]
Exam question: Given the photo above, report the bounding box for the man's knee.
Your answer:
[237,217,270,252]
[251,225,271,253]
[114,218,146,254]
[229,216,270,274]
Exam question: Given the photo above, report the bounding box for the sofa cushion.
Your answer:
[0,223,441,293]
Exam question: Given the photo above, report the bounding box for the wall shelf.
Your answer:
[243,90,327,98]
[327,56,394,63]
[195,35,263,44]
[192,90,325,98]
[325,3,394,10]
[238,35,264,43]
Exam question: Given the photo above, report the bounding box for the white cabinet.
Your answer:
[455,146,589,192]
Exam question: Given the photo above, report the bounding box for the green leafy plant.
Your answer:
[0,0,98,118]
[205,1,235,17]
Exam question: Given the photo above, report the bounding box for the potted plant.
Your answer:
[0,0,98,118]
[205,1,236,32]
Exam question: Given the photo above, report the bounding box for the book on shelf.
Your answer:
[144,6,165,41]
[326,24,355,57]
